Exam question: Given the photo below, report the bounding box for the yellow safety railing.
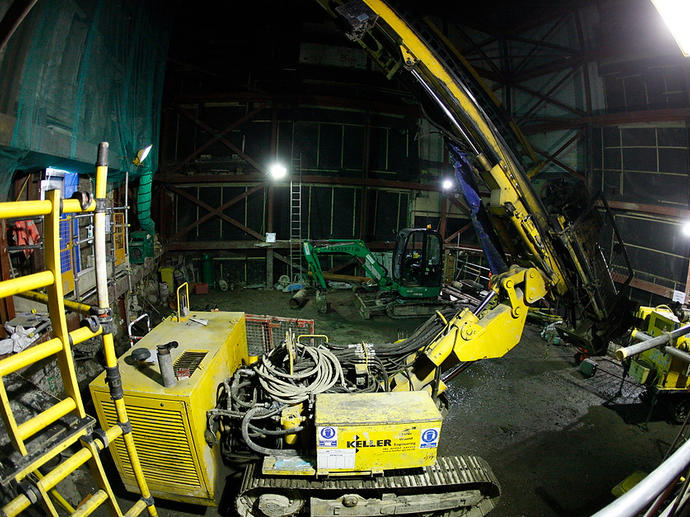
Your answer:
[0,142,157,517]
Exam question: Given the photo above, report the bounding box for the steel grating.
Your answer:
[245,314,315,354]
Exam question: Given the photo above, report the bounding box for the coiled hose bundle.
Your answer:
[255,342,346,404]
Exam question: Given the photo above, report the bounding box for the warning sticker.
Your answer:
[419,427,440,449]
[317,448,355,470]
[317,426,338,448]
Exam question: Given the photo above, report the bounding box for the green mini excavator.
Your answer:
[303,227,459,318]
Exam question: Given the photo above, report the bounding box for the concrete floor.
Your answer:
[28,287,678,516]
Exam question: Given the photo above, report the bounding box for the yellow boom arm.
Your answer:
[389,266,547,395]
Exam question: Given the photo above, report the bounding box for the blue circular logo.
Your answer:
[422,429,438,443]
[320,427,336,439]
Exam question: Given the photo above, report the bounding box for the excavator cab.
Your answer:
[392,227,443,298]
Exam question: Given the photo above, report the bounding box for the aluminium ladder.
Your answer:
[289,155,303,282]
[0,143,157,517]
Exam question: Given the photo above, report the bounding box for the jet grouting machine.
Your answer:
[85,2,639,516]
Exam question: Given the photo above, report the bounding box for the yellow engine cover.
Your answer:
[314,391,442,475]
[89,311,249,506]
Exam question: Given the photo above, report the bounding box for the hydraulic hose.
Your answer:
[231,381,255,408]
[241,406,299,457]
[255,344,345,404]
[249,423,304,436]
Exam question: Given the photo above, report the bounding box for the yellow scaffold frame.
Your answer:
[0,143,158,517]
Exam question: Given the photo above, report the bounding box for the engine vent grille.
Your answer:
[173,351,207,376]
[100,401,201,488]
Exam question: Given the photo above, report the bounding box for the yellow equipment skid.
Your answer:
[314,392,442,474]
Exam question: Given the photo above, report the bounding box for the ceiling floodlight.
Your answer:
[682,221,690,237]
[651,0,690,57]
[442,178,454,191]
[269,163,287,180]
[133,144,153,166]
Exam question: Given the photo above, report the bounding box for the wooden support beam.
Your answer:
[512,16,571,76]
[444,221,473,244]
[168,183,264,241]
[157,173,449,195]
[520,68,580,122]
[167,240,291,251]
[360,118,371,239]
[512,83,586,118]
[440,197,447,239]
[531,131,585,180]
[167,239,484,255]
[166,184,264,241]
[574,13,592,116]
[168,107,264,176]
[274,251,305,273]
[268,108,278,234]
[177,108,267,174]
[533,146,584,180]
[175,92,420,118]
[454,24,504,79]
[447,195,471,216]
[524,107,690,134]
[599,200,690,220]
[612,272,674,300]
[266,249,274,287]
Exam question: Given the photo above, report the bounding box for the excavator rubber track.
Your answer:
[237,455,501,517]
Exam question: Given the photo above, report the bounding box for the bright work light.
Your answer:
[651,0,690,57]
[133,144,152,166]
[269,163,287,180]
[442,178,454,191]
[682,221,690,237]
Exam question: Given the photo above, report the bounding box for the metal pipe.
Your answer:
[473,290,496,315]
[616,324,690,360]
[62,198,95,214]
[92,142,158,516]
[17,290,94,314]
[157,345,176,388]
[630,329,690,362]
[665,346,690,364]
[128,313,150,347]
[9,244,42,251]
[629,330,690,363]
[124,170,130,260]
[632,330,653,342]
[0,271,54,299]
[0,200,52,219]
[591,434,690,517]
[94,157,109,308]
[289,288,309,309]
